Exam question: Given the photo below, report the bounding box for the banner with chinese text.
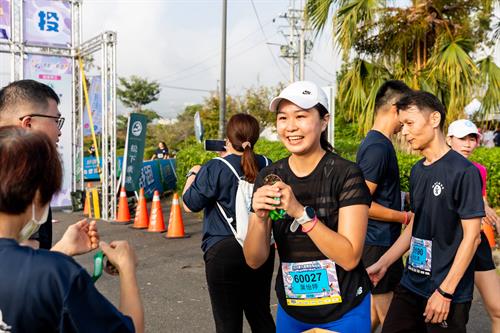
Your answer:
[0,0,10,40]
[123,113,147,191]
[83,75,102,136]
[24,54,73,207]
[24,0,71,47]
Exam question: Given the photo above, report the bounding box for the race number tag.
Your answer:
[408,237,432,275]
[281,259,342,306]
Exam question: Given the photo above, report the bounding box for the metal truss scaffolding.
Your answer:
[0,0,118,221]
[77,32,118,220]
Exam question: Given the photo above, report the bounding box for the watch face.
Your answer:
[305,206,315,219]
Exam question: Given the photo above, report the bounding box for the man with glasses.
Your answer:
[0,79,99,256]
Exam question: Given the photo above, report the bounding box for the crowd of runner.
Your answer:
[0,79,498,333]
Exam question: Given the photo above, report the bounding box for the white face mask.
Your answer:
[18,203,50,242]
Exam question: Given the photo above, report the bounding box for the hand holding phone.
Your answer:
[204,139,226,152]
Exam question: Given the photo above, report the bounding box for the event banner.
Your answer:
[24,0,71,47]
[83,75,102,136]
[24,54,73,207]
[139,159,178,199]
[84,156,123,181]
[0,0,10,40]
[123,113,147,191]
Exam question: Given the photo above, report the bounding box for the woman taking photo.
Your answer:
[244,81,372,332]
[182,113,275,333]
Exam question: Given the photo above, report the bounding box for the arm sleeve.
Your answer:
[182,162,219,212]
[338,163,372,208]
[62,269,135,332]
[357,143,389,184]
[454,166,485,219]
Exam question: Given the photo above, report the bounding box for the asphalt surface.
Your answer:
[53,196,492,333]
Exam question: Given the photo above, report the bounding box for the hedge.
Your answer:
[175,135,499,208]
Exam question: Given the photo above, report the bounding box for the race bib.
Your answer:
[281,259,342,306]
[408,237,432,275]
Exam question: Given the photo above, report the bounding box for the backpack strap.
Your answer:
[214,157,241,179]
[214,157,238,230]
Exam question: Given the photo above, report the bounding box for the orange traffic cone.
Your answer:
[131,188,149,229]
[147,190,166,232]
[84,183,91,217]
[114,186,131,224]
[166,193,190,239]
[482,223,496,248]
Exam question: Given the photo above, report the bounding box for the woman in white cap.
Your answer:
[447,119,500,332]
[244,81,372,332]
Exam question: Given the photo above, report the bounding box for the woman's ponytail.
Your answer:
[226,114,260,182]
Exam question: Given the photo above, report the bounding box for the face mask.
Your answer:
[18,203,50,242]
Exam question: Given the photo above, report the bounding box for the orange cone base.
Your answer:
[165,233,190,239]
[130,225,148,229]
[145,228,166,233]
[111,220,133,225]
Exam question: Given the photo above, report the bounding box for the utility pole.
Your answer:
[219,0,227,139]
[276,0,312,82]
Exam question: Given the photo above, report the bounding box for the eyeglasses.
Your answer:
[19,114,65,130]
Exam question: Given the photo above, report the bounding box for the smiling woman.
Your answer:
[244,81,372,332]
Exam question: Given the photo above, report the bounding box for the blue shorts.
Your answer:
[276,293,371,333]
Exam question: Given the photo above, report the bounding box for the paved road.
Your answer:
[53,197,491,333]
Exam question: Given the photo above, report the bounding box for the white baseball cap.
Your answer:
[447,119,482,139]
[269,81,329,112]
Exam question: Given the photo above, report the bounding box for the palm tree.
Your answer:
[305,0,500,134]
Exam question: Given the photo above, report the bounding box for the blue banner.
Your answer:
[84,156,123,181]
[139,161,163,199]
[83,75,102,136]
[159,159,177,191]
[84,157,177,198]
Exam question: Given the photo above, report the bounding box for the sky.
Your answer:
[1,0,499,118]
[80,0,340,118]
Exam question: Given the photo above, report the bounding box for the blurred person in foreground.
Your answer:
[0,79,98,256]
[0,126,144,333]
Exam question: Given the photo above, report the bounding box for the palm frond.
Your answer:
[426,34,479,121]
[478,55,500,117]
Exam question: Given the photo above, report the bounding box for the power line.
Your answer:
[310,59,335,77]
[305,64,333,84]
[160,84,212,93]
[162,32,279,83]
[249,0,288,81]
[156,19,274,82]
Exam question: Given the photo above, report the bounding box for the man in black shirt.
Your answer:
[0,80,99,256]
[356,80,413,330]
[367,91,484,332]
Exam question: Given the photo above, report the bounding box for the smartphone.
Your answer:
[204,139,226,152]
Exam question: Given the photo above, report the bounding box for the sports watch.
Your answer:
[185,170,197,179]
[290,206,316,232]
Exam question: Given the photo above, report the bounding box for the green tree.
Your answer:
[305,0,500,134]
[141,109,161,123]
[117,75,161,113]
[238,84,285,129]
